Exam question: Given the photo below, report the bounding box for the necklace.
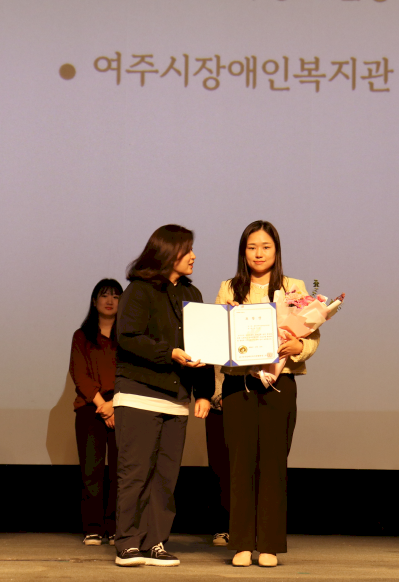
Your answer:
[251,282,269,289]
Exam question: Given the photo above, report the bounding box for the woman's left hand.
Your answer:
[194,398,211,419]
[277,332,303,358]
[96,400,114,419]
[105,414,115,429]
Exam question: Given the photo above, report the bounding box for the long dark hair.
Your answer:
[126,224,194,282]
[80,278,123,345]
[229,220,285,303]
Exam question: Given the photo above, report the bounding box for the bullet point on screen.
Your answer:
[59,64,76,80]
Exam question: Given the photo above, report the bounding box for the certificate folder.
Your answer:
[182,302,279,367]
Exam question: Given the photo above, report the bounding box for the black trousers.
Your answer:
[114,406,188,553]
[205,409,230,532]
[75,405,117,536]
[223,374,297,554]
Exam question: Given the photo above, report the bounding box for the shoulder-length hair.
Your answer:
[229,220,285,304]
[126,224,194,282]
[80,278,123,345]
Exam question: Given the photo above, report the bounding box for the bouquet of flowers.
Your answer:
[253,281,345,391]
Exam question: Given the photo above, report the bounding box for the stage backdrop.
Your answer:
[1,0,398,469]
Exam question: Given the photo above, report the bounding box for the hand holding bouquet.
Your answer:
[252,282,345,391]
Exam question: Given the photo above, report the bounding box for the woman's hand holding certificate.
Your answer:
[171,348,205,367]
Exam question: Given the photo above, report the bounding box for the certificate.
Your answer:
[182,302,279,367]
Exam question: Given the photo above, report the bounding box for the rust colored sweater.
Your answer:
[69,329,116,410]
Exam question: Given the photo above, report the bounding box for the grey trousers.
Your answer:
[114,406,188,552]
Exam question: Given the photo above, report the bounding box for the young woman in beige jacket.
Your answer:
[215,220,320,568]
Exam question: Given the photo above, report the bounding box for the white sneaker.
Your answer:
[83,534,102,546]
[213,533,229,546]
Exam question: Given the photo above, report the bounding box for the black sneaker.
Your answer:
[142,542,180,566]
[83,534,102,546]
[108,534,115,546]
[115,548,146,567]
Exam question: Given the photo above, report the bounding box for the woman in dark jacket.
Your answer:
[69,278,123,546]
[114,224,214,568]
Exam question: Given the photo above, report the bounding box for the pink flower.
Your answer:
[284,291,315,310]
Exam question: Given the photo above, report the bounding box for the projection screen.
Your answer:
[1,0,398,469]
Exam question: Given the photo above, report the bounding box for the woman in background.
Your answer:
[70,278,123,546]
[205,367,230,547]
[216,220,320,568]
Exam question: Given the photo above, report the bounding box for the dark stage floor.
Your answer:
[0,533,398,581]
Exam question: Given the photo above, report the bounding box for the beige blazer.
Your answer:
[215,276,320,376]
